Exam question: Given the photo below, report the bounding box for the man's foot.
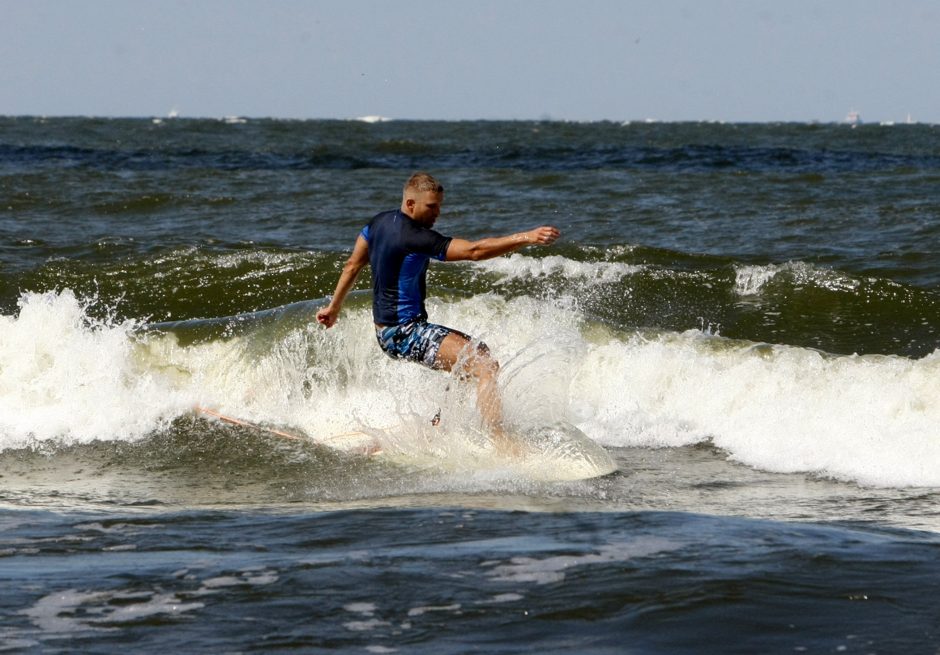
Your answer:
[491,430,525,458]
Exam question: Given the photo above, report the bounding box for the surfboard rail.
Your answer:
[193,406,616,481]
[194,406,382,455]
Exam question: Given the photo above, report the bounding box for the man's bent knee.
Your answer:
[468,344,499,379]
[447,339,499,381]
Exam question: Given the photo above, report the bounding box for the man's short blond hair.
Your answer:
[403,172,444,195]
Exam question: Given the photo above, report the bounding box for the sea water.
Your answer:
[1,117,940,652]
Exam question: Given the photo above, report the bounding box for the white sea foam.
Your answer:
[734,264,782,295]
[20,588,204,634]
[0,290,191,447]
[485,537,680,585]
[2,289,939,487]
[733,261,863,296]
[406,604,461,617]
[570,329,940,487]
[16,567,279,638]
[473,253,642,284]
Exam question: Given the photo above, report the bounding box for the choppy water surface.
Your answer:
[2,117,940,652]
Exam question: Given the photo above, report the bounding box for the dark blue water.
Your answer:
[3,507,940,653]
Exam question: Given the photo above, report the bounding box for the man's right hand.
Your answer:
[316,307,338,328]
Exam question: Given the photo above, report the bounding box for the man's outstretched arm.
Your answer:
[445,226,560,262]
[316,235,369,328]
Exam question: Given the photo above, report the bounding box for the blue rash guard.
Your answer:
[361,210,452,326]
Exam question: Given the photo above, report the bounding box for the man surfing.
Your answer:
[315,172,560,454]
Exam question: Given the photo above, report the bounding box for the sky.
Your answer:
[2,0,938,123]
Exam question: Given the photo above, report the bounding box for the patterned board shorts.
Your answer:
[375,320,472,369]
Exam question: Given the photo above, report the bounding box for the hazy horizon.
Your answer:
[2,1,937,125]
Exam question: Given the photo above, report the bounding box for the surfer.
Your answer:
[315,172,560,453]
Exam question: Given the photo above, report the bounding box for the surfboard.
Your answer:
[371,420,618,482]
[194,406,616,481]
[195,406,381,455]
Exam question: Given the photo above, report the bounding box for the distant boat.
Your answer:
[356,115,392,124]
[844,110,862,125]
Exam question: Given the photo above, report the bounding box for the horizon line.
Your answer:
[1,113,934,127]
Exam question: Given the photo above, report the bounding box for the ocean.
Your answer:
[1,116,939,653]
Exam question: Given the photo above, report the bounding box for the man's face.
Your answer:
[406,190,443,227]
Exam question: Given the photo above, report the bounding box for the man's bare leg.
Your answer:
[434,332,519,455]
